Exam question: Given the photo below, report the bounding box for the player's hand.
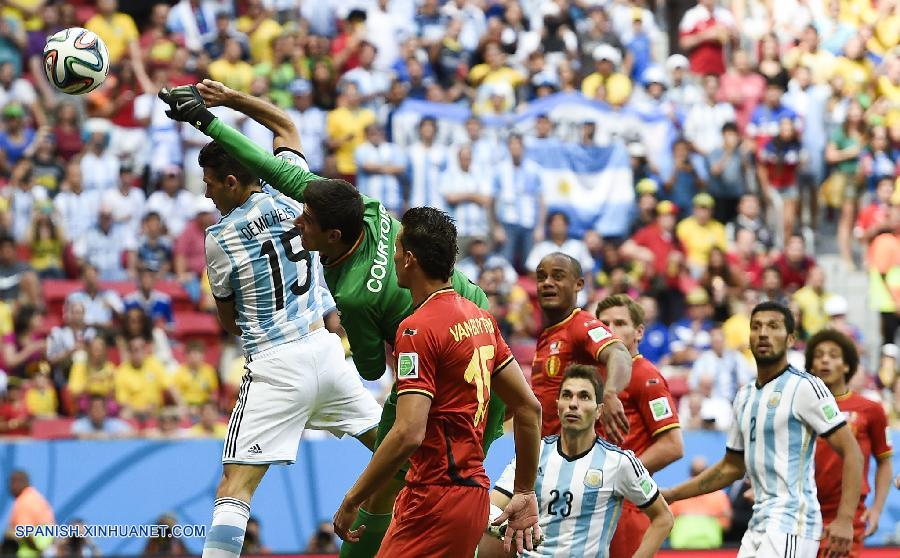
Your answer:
[196,79,234,108]
[158,85,216,132]
[861,507,881,537]
[492,491,541,554]
[822,516,853,557]
[600,390,629,445]
[332,496,365,543]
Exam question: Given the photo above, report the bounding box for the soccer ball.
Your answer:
[43,27,110,95]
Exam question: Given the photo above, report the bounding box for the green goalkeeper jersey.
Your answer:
[208,119,489,380]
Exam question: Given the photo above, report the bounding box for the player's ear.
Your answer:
[635,323,645,343]
[326,228,342,244]
[574,275,584,292]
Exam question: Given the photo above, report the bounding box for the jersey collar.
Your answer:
[557,436,598,462]
[544,308,580,333]
[323,231,364,269]
[412,287,454,312]
[834,390,853,401]
[754,363,791,389]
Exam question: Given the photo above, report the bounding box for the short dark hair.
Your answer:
[559,364,603,400]
[198,141,257,186]
[595,294,644,327]
[547,211,570,226]
[303,179,364,243]
[399,207,457,281]
[418,116,436,128]
[750,301,795,334]
[542,252,582,277]
[722,122,739,134]
[805,328,859,383]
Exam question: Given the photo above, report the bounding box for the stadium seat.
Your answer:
[31,418,75,440]
[172,312,221,344]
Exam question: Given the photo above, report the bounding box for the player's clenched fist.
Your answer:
[196,79,234,108]
[492,491,542,554]
[333,496,365,544]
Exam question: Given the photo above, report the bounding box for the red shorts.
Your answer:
[377,484,489,558]
[819,507,865,558]
[609,500,650,558]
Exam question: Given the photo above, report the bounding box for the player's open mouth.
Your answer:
[539,290,558,300]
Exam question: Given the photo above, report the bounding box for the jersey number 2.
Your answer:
[261,229,312,311]
[464,345,495,427]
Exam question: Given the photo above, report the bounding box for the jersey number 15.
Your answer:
[465,345,495,427]
[261,229,312,311]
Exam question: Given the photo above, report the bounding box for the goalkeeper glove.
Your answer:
[158,85,216,132]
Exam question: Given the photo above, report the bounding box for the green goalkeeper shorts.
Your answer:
[374,383,507,473]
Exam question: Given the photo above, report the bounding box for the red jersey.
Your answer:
[815,392,893,518]
[618,355,681,457]
[678,5,734,76]
[394,288,514,489]
[531,309,621,437]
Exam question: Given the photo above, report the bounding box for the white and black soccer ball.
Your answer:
[43,27,110,95]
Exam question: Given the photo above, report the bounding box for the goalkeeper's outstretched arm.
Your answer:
[196,79,302,153]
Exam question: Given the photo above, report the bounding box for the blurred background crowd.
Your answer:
[0,0,897,454]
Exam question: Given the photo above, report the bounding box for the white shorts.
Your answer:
[737,529,819,558]
[222,328,381,465]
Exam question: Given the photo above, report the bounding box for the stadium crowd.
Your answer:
[0,0,897,510]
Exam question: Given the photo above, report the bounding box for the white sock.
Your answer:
[202,497,251,558]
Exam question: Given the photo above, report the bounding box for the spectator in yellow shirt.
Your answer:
[326,81,375,180]
[468,42,526,90]
[171,340,219,411]
[208,38,255,93]
[189,401,227,439]
[581,44,632,107]
[84,0,139,65]
[676,193,728,276]
[236,0,282,65]
[792,265,834,336]
[24,365,57,418]
[832,35,874,97]
[115,335,171,420]
[67,336,116,413]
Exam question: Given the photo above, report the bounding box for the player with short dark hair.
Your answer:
[482,364,674,558]
[662,302,863,558]
[159,82,508,557]
[333,207,543,557]
[595,294,683,557]
[531,252,634,442]
[807,329,893,558]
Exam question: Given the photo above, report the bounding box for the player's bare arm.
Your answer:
[820,423,863,557]
[213,297,241,337]
[333,393,431,543]
[196,79,302,152]
[662,449,746,503]
[638,427,685,474]
[633,494,674,558]
[863,454,893,536]
[597,341,632,444]
[490,360,543,554]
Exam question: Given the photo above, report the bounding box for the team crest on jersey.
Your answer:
[546,356,561,377]
[767,392,782,408]
[397,353,419,379]
[649,397,672,420]
[584,469,604,488]
[549,340,563,355]
[402,328,418,336]
[587,326,611,343]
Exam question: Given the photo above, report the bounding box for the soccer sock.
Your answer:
[338,508,392,558]
[202,497,251,558]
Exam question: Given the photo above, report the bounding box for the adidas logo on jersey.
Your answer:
[248,444,262,454]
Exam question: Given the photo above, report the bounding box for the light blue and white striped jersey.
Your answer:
[439,165,491,238]
[407,142,448,210]
[493,158,543,228]
[354,140,406,215]
[206,149,332,356]
[727,365,846,540]
[495,436,659,558]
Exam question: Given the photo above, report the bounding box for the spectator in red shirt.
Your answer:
[772,233,815,292]
[622,200,683,280]
[174,197,217,303]
[717,50,765,134]
[855,176,895,247]
[331,10,367,75]
[727,228,766,289]
[758,117,804,245]
[0,380,29,436]
[678,0,736,76]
